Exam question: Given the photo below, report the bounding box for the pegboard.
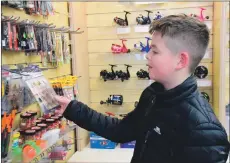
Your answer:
[85,2,214,116]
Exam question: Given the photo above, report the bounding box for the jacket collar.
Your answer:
[148,75,198,105]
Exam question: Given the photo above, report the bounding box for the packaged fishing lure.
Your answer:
[25,75,60,114]
[1,69,24,115]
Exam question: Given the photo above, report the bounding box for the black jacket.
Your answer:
[63,76,230,163]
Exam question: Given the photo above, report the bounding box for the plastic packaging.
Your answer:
[26,111,37,126]
[35,119,42,126]
[20,113,32,130]
[41,129,60,146]
[37,117,45,123]
[31,126,42,139]
[37,123,47,136]
[45,118,55,130]
[24,129,36,141]
[50,116,59,129]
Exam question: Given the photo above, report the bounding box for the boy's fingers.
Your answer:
[55,95,71,104]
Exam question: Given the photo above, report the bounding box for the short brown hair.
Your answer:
[149,14,210,73]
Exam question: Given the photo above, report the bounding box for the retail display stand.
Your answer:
[1,2,82,163]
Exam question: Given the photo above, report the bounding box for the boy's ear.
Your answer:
[176,52,189,70]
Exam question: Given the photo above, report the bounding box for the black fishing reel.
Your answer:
[194,65,208,79]
[136,10,153,25]
[115,64,132,82]
[114,11,131,26]
[136,69,150,79]
[201,92,210,102]
[100,95,123,105]
[100,64,118,82]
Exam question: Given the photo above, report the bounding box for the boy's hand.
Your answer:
[55,95,72,114]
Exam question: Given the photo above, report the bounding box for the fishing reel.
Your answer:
[115,64,132,82]
[153,11,163,21]
[194,65,208,79]
[114,11,131,26]
[134,37,151,53]
[136,69,150,79]
[100,95,123,105]
[190,7,209,22]
[136,10,153,25]
[111,39,130,54]
[201,92,210,102]
[100,64,118,82]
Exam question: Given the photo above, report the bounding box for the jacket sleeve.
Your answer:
[178,122,230,163]
[62,100,143,143]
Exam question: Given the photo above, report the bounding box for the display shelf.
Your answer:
[3,125,77,163]
[30,125,77,163]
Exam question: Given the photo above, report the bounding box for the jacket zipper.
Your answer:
[139,130,151,159]
[139,95,156,160]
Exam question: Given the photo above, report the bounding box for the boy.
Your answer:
[55,14,230,163]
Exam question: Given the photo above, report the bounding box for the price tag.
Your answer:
[2,40,6,47]
[205,21,212,30]
[134,25,149,33]
[197,79,212,87]
[116,27,130,34]
[203,49,212,59]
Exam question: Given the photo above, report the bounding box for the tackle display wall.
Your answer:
[69,2,230,151]
[1,2,78,162]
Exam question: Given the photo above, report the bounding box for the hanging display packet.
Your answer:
[1,1,54,16]
[50,75,78,100]
[24,74,60,114]
[2,15,73,69]
[1,66,36,115]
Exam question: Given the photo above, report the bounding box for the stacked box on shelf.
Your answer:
[89,132,117,149]
[120,141,136,148]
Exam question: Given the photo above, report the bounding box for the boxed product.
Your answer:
[120,141,136,148]
[89,132,117,149]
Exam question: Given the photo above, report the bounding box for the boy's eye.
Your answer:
[152,51,158,54]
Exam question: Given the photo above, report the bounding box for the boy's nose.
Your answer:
[145,52,150,60]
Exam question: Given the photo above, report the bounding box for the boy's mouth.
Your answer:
[146,64,152,69]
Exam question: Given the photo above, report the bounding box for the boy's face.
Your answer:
[146,31,181,83]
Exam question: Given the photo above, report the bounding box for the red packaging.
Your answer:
[31,126,42,139]
[7,22,12,49]
[20,113,32,130]
[37,123,47,136]
[26,111,37,127]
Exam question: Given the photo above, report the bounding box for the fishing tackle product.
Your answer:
[100,95,123,105]
[136,69,150,79]
[134,37,151,53]
[136,10,153,25]
[201,92,210,102]
[100,64,118,82]
[190,7,209,22]
[194,65,208,79]
[111,39,130,54]
[115,64,132,82]
[114,11,131,26]
[153,11,163,20]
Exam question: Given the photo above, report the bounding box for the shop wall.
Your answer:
[86,2,214,117]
